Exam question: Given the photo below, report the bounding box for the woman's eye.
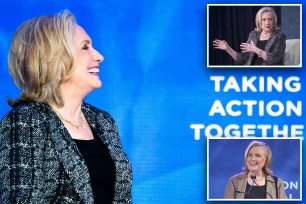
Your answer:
[82,45,89,50]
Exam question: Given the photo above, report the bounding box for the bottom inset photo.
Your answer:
[207,138,302,201]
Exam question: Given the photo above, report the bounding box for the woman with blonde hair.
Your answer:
[213,6,286,65]
[0,10,132,203]
[224,141,286,199]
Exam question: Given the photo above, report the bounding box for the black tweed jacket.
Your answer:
[236,30,286,65]
[0,101,132,203]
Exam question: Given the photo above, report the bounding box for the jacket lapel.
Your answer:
[265,32,277,52]
[266,175,276,199]
[252,32,259,45]
[236,173,248,199]
[81,104,112,147]
[47,107,94,204]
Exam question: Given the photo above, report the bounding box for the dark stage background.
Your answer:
[209,6,300,65]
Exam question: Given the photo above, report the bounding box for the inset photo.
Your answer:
[207,138,302,200]
[207,4,302,68]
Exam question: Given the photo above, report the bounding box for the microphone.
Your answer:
[235,190,257,198]
[253,180,273,199]
[246,175,256,195]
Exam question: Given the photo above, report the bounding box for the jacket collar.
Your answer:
[265,32,277,52]
[235,172,248,198]
[235,172,277,199]
[81,103,110,144]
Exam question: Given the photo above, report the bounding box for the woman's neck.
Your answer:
[61,102,83,119]
[260,31,272,40]
[59,85,86,118]
[50,92,83,122]
[261,31,272,37]
[261,31,271,35]
[248,170,264,178]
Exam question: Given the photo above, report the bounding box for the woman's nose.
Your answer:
[93,48,104,62]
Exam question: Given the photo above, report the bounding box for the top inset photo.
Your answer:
[208,4,302,68]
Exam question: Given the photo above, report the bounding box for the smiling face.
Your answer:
[62,25,104,96]
[246,146,267,174]
[261,12,274,34]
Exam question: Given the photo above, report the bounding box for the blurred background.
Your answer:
[0,1,304,204]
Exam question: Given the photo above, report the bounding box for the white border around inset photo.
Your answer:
[207,137,302,201]
[207,4,302,68]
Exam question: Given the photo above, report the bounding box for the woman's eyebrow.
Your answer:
[81,39,92,45]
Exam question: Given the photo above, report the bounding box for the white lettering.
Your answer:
[266,101,284,116]
[242,76,257,92]
[224,76,240,92]
[209,100,301,117]
[190,124,204,140]
[286,101,302,116]
[209,100,226,116]
[191,124,304,139]
[205,124,223,137]
[291,125,304,137]
[285,76,301,92]
[243,125,256,137]
[224,125,240,137]
[284,181,299,190]
[209,76,301,93]
[257,125,272,137]
[242,100,257,116]
[273,125,289,137]
[267,76,282,92]
[226,100,241,116]
[210,76,224,92]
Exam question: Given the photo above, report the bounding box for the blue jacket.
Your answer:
[0,101,132,203]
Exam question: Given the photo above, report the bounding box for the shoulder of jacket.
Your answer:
[2,101,48,119]
[0,102,50,140]
[273,30,286,38]
[231,172,246,181]
[249,31,260,36]
[272,174,285,183]
[267,174,285,185]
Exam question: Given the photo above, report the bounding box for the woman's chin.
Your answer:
[90,80,102,89]
[248,166,259,172]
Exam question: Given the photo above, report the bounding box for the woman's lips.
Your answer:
[88,67,99,76]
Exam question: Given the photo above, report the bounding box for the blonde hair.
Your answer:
[255,7,279,32]
[243,140,273,176]
[8,10,77,107]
